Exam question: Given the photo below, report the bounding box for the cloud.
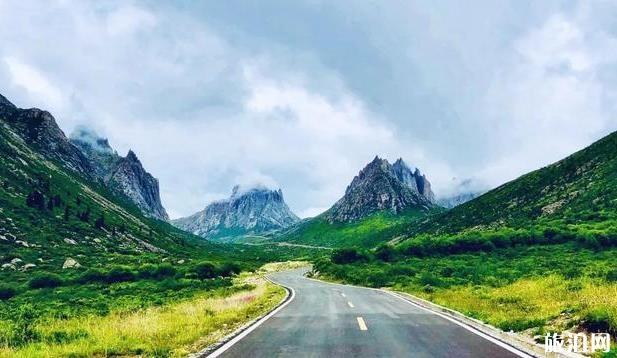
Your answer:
[479,11,617,186]
[1,1,616,219]
[3,57,66,111]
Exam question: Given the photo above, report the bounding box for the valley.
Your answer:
[2,89,617,356]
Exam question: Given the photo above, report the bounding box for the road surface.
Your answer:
[212,269,526,358]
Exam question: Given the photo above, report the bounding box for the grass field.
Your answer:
[0,272,286,357]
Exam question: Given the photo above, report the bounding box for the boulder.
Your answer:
[62,257,81,269]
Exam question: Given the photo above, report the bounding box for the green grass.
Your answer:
[266,209,428,248]
[0,273,286,357]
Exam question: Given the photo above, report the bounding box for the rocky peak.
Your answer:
[0,94,17,116]
[108,150,169,221]
[0,97,92,176]
[324,156,437,223]
[172,185,299,240]
[69,126,169,221]
[126,150,140,163]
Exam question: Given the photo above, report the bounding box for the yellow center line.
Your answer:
[347,301,354,308]
[357,316,368,331]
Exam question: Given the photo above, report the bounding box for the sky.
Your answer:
[1,0,617,219]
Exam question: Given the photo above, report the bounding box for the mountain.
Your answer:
[324,156,436,223]
[173,185,300,240]
[436,178,485,209]
[0,94,92,176]
[396,130,617,248]
[70,127,169,221]
[437,191,482,209]
[0,93,223,270]
[250,157,439,248]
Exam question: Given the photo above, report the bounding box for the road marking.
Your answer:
[341,293,346,298]
[357,317,368,331]
[303,275,533,358]
[347,301,354,308]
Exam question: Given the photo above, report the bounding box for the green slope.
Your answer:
[262,208,430,248]
[391,130,617,254]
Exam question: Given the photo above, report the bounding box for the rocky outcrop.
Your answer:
[0,94,92,176]
[70,128,169,221]
[62,257,81,269]
[324,156,437,223]
[173,185,299,240]
[108,150,169,220]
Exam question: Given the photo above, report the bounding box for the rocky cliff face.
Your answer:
[173,185,299,240]
[70,128,169,221]
[324,156,436,223]
[0,94,92,176]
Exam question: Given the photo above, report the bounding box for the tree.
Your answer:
[63,206,70,222]
[331,248,368,264]
[26,190,45,210]
[94,214,105,229]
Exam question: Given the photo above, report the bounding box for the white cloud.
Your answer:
[1,1,617,220]
[480,11,617,186]
[3,56,66,111]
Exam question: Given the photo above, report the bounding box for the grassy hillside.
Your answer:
[0,119,313,355]
[261,208,430,248]
[401,131,617,242]
[313,131,617,349]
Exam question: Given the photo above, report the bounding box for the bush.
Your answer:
[192,262,218,280]
[0,284,17,300]
[331,248,368,264]
[218,262,242,277]
[582,309,613,334]
[138,264,177,280]
[104,267,136,283]
[28,273,63,289]
[78,269,107,284]
[606,269,617,282]
[375,245,396,262]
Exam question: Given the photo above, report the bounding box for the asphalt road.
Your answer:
[212,269,526,358]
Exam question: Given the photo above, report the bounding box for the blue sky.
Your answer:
[1,0,616,218]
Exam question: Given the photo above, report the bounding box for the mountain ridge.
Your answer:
[70,127,169,221]
[173,185,299,240]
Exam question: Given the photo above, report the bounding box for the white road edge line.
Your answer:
[206,277,295,358]
[357,316,368,331]
[347,301,354,308]
[303,276,533,358]
[384,291,534,358]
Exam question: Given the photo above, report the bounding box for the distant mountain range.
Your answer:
[172,185,299,240]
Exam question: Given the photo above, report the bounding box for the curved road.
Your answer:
[211,269,527,358]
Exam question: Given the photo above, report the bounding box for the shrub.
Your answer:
[218,262,242,277]
[331,248,368,264]
[192,262,218,280]
[28,273,63,289]
[606,269,617,282]
[78,269,107,284]
[375,245,396,262]
[582,309,613,334]
[104,267,136,283]
[0,284,17,300]
[138,264,177,280]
